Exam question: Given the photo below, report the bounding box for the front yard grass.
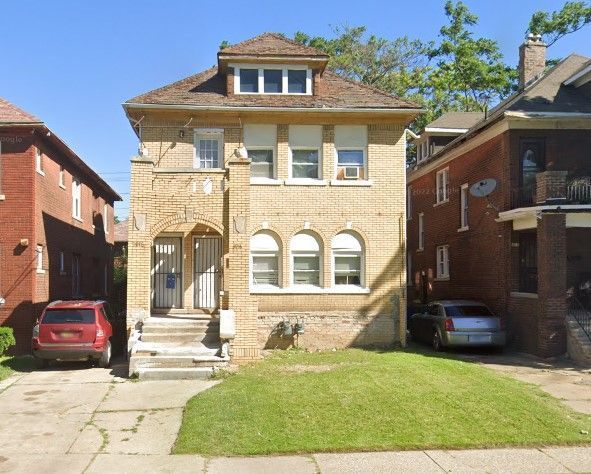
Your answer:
[174,349,591,456]
[0,355,36,382]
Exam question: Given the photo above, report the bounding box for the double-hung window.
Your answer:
[436,245,450,279]
[244,124,276,180]
[290,231,322,286]
[59,166,65,188]
[72,177,81,220]
[250,231,281,287]
[418,213,424,251]
[335,125,367,180]
[194,129,223,169]
[436,168,449,203]
[36,245,44,273]
[289,125,322,180]
[332,232,364,287]
[460,183,469,230]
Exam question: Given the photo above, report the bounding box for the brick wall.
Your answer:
[0,128,115,353]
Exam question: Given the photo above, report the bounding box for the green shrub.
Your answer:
[0,327,16,356]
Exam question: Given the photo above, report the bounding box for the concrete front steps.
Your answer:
[129,315,229,380]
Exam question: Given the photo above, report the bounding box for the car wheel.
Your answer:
[35,357,50,369]
[432,330,443,352]
[98,341,111,368]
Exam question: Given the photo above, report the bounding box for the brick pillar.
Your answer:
[536,212,567,357]
[226,156,260,361]
[536,171,567,204]
[126,157,153,329]
[226,67,235,97]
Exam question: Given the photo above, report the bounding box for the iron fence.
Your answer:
[568,296,591,342]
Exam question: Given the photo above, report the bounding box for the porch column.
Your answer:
[536,212,567,357]
[226,155,260,361]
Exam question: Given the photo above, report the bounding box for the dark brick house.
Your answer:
[407,36,591,359]
[0,98,121,353]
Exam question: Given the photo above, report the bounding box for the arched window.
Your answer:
[332,232,364,287]
[250,231,281,287]
[290,231,322,286]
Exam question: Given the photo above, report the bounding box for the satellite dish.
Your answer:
[470,179,497,198]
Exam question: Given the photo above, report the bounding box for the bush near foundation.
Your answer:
[0,327,16,356]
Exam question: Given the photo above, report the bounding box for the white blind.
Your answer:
[335,125,367,148]
[244,124,277,147]
[289,125,322,148]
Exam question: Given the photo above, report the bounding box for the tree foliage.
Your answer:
[528,1,591,46]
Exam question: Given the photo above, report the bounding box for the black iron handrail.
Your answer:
[568,296,591,342]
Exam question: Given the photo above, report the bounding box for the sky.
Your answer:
[2,0,590,219]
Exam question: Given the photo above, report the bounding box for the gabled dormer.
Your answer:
[217,33,329,97]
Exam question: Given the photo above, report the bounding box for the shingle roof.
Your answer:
[218,32,328,58]
[126,67,420,110]
[114,219,128,243]
[425,112,485,130]
[0,97,42,123]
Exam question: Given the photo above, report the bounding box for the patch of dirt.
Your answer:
[280,364,337,373]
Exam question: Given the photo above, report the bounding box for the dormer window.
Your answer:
[234,65,312,95]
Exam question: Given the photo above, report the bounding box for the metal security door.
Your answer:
[194,237,222,309]
[152,237,182,309]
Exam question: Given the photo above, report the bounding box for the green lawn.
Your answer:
[0,356,36,382]
[174,349,591,456]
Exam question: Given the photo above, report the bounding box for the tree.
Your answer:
[528,1,591,47]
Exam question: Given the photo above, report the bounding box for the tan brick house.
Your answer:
[123,33,421,376]
[407,36,591,362]
[0,97,121,353]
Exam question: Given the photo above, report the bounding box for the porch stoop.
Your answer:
[566,314,591,366]
[129,315,229,379]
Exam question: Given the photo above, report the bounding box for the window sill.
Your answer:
[72,216,83,223]
[433,199,449,207]
[434,276,449,281]
[36,169,45,177]
[36,269,46,275]
[59,184,66,190]
[510,291,538,299]
[330,179,373,187]
[457,226,469,233]
[250,178,283,186]
[284,179,327,186]
[251,286,370,295]
[416,248,424,253]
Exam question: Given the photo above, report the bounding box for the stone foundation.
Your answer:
[257,311,397,351]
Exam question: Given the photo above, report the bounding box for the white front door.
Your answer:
[152,237,183,309]
[194,237,222,309]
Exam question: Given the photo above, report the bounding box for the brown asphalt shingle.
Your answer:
[426,112,485,130]
[218,32,329,58]
[0,97,42,123]
[126,67,420,110]
[114,219,128,243]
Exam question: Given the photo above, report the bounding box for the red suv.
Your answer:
[32,300,113,368]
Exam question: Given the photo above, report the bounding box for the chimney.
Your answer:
[518,34,547,89]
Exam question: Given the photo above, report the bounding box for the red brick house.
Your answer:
[407,36,591,360]
[0,98,121,353]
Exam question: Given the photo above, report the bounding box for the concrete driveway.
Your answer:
[0,359,216,473]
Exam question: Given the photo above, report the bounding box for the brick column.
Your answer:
[536,171,567,204]
[536,212,567,357]
[126,157,153,329]
[226,156,260,361]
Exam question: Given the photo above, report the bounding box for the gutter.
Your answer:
[496,204,591,222]
[122,102,425,115]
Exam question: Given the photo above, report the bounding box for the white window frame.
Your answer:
[436,245,450,279]
[193,129,224,170]
[250,231,281,289]
[247,146,276,180]
[35,148,44,176]
[290,232,322,288]
[334,148,367,181]
[36,245,44,274]
[418,213,424,251]
[289,147,322,180]
[459,183,469,231]
[233,64,312,96]
[436,167,449,204]
[59,165,65,188]
[72,177,82,220]
[332,232,364,288]
[103,203,109,234]
[407,185,412,220]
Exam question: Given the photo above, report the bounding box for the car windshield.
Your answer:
[42,309,95,324]
[445,305,494,317]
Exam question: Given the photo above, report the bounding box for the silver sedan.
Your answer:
[409,300,506,351]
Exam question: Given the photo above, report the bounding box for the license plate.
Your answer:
[60,331,76,339]
[469,334,491,343]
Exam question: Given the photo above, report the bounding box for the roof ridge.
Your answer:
[323,71,420,108]
[219,32,328,57]
[126,66,219,104]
